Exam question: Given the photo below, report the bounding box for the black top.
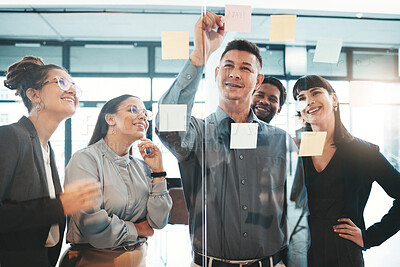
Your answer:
[304,148,364,266]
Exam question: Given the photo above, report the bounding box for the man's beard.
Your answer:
[252,104,276,123]
[260,111,276,124]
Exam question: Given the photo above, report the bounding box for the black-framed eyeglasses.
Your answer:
[41,76,82,98]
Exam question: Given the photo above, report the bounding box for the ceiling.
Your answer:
[0,5,399,49]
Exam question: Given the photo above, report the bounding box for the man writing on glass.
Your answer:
[156,11,309,267]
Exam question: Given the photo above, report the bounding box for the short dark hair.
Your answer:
[259,76,287,107]
[292,75,335,100]
[4,56,66,112]
[88,94,138,146]
[220,39,262,69]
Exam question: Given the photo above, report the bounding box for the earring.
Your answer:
[111,125,116,134]
[334,105,338,111]
[35,103,41,111]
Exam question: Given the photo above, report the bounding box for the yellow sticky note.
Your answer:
[270,15,297,42]
[349,81,374,107]
[313,39,343,64]
[161,32,189,60]
[298,132,327,157]
[158,104,187,132]
[225,5,252,33]
[230,123,258,149]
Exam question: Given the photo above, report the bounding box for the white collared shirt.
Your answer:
[42,144,60,247]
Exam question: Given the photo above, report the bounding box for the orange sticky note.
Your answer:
[349,81,374,107]
[225,5,252,33]
[161,32,189,60]
[270,15,297,42]
[299,132,327,157]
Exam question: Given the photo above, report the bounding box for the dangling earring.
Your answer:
[334,105,338,111]
[35,103,41,111]
[111,125,116,134]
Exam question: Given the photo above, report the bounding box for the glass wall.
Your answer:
[0,8,399,267]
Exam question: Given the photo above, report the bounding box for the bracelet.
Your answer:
[151,171,167,178]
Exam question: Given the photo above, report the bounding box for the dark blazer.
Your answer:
[0,116,66,267]
[338,137,400,249]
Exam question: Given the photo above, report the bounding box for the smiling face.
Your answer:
[34,69,79,120]
[215,50,263,105]
[297,87,337,126]
[110,97,149,142]
[251,83,282,123]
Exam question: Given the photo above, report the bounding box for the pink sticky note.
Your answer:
[270,15,297,42]
[161,32,189,60]
[225,5,252,33]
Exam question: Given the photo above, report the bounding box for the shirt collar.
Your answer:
[98,138,131,167]
[214,106,262,126]
[19,115,38,138]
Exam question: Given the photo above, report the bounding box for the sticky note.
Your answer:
[161,32,189,60]
[225,5,252,32]
[269,15,297,42]
[313,39,343,64]
[349,81,374,107]
[298,132,327,157]
[158,104,187,132]
[230,123,258,149]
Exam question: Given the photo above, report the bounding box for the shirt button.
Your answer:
[239,155,244,160]
[242,205,248,211]
[186,74,192,80]
[243,232,248,238]
[241,179,246,185]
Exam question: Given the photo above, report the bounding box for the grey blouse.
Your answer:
[64,139,172,249]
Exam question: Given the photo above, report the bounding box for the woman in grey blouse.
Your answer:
[61,94,172,267]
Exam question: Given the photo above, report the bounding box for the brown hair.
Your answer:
[88,94,138,146]
[4,56,66,112]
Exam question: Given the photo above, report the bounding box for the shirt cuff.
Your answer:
[176,60,204,91]
[126,221,138,242]
[150,180,169,195]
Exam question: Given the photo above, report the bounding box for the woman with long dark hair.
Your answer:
[293,75,400,266]
[0,56,100,267]
[62,94,172,267]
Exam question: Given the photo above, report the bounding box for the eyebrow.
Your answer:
[309,87,322,93]
[242,62,254,68]
[297,92,306,98]
[224,60,254,68]
[224,60,234,64]
[298,87,322,98]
